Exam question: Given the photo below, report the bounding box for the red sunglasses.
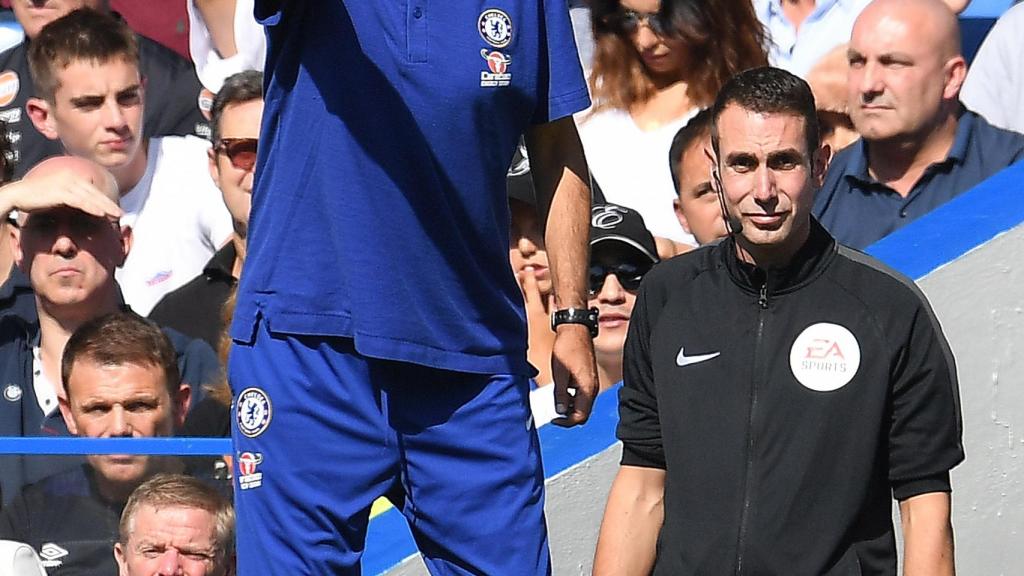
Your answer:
[215,138,258,171]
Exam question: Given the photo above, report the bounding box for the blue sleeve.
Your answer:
[533,0,591,124]
[254,0,285,26]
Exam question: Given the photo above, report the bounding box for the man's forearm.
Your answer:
[900,491,955,576]
[524,117,590,308]
[594,465,665,575]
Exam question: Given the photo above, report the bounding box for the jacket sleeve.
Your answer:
[618,282,666,469]
[888,297,964,500]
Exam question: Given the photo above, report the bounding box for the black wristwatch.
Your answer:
[550,307,599,338]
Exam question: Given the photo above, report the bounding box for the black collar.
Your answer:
[722,218,837,298]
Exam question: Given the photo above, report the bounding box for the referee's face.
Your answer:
[714,104,827,265]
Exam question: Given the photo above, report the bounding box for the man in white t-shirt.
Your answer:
[24,9,232,315]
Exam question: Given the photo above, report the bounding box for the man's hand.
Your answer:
[550,323,598,427]
[0,169,122,220]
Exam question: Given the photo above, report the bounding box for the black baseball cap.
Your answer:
[589,203,659,264]
[506,143,536,207]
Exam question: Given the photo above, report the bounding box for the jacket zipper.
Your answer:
[736,280,769,574]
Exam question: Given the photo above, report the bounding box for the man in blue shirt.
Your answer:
[230,2,596,574]
[814,0,1024,249]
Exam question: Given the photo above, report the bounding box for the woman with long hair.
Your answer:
[579,0,767,252]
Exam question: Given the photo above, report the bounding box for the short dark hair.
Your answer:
[210,70,264,144]
[28,9,140,102]
[61,311,180,396]
[710,66,819,158]
[668,108,713,193]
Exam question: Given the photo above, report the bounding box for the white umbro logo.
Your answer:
[676,346,720,367]
[39,542,68,568]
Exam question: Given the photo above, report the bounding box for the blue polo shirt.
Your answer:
[233,1,590,374]
[814,109,1024,249]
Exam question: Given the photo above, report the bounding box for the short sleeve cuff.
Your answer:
[892,471,951,501]
[620,443,666,470]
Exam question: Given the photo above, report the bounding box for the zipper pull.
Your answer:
[758,282,768,309]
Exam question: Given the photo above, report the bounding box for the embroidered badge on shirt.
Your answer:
[479,9,513,48]
[480,50,512,87]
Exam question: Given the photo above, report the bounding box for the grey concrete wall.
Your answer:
[385,224,1024,575]
[917,224,1024,575]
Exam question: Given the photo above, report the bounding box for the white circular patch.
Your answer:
[236,387,272,438]
[4,384,22,402]
[479,9,513,48]
[789,323,860,392]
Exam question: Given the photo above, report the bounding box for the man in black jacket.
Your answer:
[594,67,963,576]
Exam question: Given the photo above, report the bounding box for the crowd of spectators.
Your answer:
[0,0,1019,572]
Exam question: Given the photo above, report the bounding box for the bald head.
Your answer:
[846,0,967,145]
[855,0,961,59]
[25,156,119,203]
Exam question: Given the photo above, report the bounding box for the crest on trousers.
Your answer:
[236,387,272,437]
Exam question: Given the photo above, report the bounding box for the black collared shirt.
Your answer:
[149,242,237,349]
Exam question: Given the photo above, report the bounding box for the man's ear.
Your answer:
[114,542,130,576]
[208,146,220,185]
[673,198,692,234]
[26,97,60,141]
[10,222,24,269]
[59,394,79,436]
[173,383,192,430]
[118,224,133,267]
[943,56,968,101]
[813,143,831,187]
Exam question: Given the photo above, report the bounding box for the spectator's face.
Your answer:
[846,5,954,142]
[209,99,263,241]
[587,244,650,368]
[14,207,129,312]
[674,137,727,246]
[714,105,825,259]
[44,58,145,171]
[509,199,552,297]
[12,0,105,39]
[619,0,689,80]
[115,504,227,576]
[61,360,189,493]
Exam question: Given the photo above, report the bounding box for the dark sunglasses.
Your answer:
[21,212,119,239]
[601,9,675,38]
[215,138,258,171]
[588,262,651,296]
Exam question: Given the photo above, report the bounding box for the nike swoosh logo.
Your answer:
[676,347,721,367]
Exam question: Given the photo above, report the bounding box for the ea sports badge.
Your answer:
[789,322,861,392]
[236,387,272,437]
[479,9,513,48]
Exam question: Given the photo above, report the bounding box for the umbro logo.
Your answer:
[39,542,68,568]
[676,346,720,367]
